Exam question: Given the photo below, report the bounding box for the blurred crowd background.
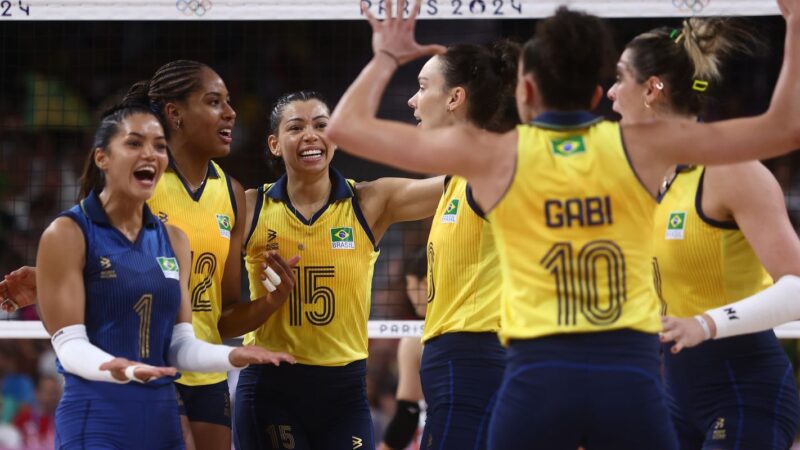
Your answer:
[0,16,796,449]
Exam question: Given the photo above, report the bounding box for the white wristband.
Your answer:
[694,315,712,341]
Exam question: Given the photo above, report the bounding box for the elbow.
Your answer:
[326,115,350,147]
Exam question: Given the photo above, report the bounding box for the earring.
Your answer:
[175,119,182,130]
[644,101,651,109]
[655,81,664,90]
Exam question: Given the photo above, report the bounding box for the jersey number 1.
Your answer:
[134,294,153,359]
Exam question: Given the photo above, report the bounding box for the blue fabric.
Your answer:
[663,330,800,450]
[487,330,678,450]
[176,380,231,427]
[54,192,184,448]
[234,360,373,450]
[419,332,505,450]
[55,375,183,449]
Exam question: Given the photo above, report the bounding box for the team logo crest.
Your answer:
[551,136,586,157]
[216,214,232,239]
[157,256,180,280]
[330,227,355,249]
[441,199,459,223]
[665,211,686,240]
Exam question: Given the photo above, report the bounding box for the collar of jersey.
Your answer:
[266,167,354,204]
[167,157,220,179]
[80,190,160,228]
[530,111,602,130]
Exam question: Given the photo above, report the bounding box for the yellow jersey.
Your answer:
[148,160,235,386]
[423,176,501,342]
[244,169,379,366]
[653,166,772,318]
[488,112,661,343]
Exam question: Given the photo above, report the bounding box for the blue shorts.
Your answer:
[664,330,800,450]
[420,332,505,450]
[175,380,231,427]
[55,374,183,450]
[487,330,678,450]
[234,360,374,450]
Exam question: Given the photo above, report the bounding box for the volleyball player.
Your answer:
[3,60,299,450]
[326,0,800,448]
[404,41,518,450]
[607,19,800,449]
[379,247,427,450]
[38,103,294,449]
[234,91,444,450]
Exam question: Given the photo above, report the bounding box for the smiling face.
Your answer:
[407,56,452,129]
[607,48,651,124]
[95,112,168,201]
[175,67,236,158]
[268,99,334,176]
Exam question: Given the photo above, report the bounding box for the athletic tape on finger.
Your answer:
[262,278,277,293]
[265,266,282,287]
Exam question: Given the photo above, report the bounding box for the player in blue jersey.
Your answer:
[36,103,294,450]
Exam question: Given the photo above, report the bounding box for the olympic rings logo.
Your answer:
[176,0,213,17]
[671,0,710,13]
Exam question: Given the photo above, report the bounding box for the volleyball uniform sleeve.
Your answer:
[706,275,800,339]
[51,324,127,383]
[167,322,241,372]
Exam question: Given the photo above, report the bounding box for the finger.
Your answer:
[265,266,282,287]
[1,298,19,313]
[398,0,406,20]
[420,44,447,56]
[362,1,380,29]
[408,0,421,21]
[671,342,684,354]
[385,0,394,20]
[660,330,676,343]
[262,277,277,293]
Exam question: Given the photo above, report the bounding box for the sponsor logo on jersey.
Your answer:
[712,417,726,441]
[352,436,363,449]
[665,211,686,240]
[266,228,279,251]
[216,214,232,239]
[157,211,168,223]
[157,257,180,280]
[330,227,355,249]
[99,256,116,279]
[441,198,459,223]
[551,136,586,157]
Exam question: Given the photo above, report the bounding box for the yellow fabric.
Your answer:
[423,176,501,342]
[489,121,660,343]
[148,161,233,386]
[653,166,772,318]
[244,180,379,366]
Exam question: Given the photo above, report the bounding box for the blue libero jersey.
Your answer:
[56,191,182,385]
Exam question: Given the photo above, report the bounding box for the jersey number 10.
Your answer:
[541,240,626,326]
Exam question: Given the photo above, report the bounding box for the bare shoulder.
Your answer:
[165,223,189,249]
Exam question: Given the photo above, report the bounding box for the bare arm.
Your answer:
[357,176,443,243]
[394,336,423,402]
[218,184,299,339]
[37,217,86,334]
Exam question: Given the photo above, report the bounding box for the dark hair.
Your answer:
[440,40,521,132]
[403,246,427,280]
[626,19,757,116]
[521,7,615,111]
[77,103,164,201]
[266,90,329,178]
[122,59,210,123]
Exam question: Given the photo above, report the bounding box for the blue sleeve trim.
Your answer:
[695,168,738,230]
[350,183,378,251]
[225,172,237,218]
[244,186,265,248]
[465,184,487,220]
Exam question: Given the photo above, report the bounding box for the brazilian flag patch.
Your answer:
[157,256,180,280]
[216,214,232,239]
[441,199,459,224]
[330,227,355,249]
[551,136,586,157]
[665,211,687,240]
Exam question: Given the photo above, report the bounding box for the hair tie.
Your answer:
[669,28,680,40]
[692,79,709,92]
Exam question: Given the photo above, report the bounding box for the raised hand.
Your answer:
[0,266,38,313]
[99,357,178,383]
[660,315,713,354]
[361,0,446,66]
[228,345,297,367]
